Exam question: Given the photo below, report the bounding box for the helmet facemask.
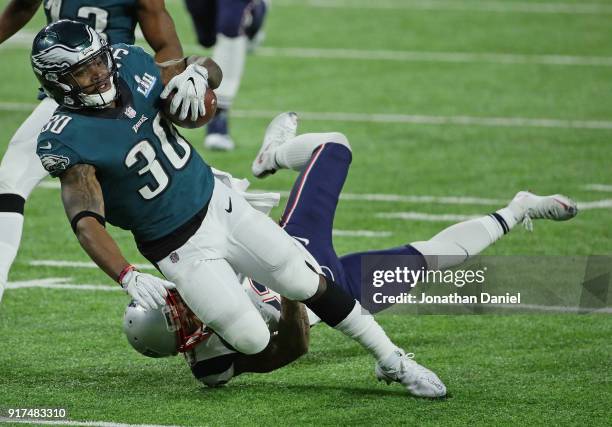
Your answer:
[123,290,212,358]
[58,45,117,108]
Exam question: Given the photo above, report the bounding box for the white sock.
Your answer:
[334,302,398,361]
[212,34,247,109]
[0,212,24,285]
[411,206,519,270]
[275,132,350,171]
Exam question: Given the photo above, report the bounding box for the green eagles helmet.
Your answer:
[31,19,118,108]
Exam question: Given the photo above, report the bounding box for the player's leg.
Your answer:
[212,179,445,397]
[0,98,57,299]
[205,0,267,151]
[184,0,218,48]
[339,191,579,309]
[410,191,578,270]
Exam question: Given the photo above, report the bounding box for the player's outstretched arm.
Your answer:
[0,0,41,45]
[233,297,310,374]
[137,0,183,63]
[59,165,175,310]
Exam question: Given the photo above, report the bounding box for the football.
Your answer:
[162,87,217,129]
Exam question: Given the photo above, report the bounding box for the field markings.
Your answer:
[6,277,610,314]
[584,184,612,192]
[30,260,156,271]
[5,101,612,131]
[274,0,612,15]
[377,212,478,222]
[0,417,184,427]
[6,30,612,68]
[251,46,612,67]
[35,181,612,213]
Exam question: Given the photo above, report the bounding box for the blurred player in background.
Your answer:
[184,0,268,151]
[0,0,183,303]
[124,112,577,390]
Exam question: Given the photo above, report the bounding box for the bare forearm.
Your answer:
[158,56,222,89]
[75,218,130,281]
[235,297,310,374]
[0,0,41,44]
[137,2,183,63]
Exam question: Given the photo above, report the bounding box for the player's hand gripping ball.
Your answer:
[162,87,217,129]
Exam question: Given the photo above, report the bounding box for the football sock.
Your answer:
[411,206,520,270]
[212,34,247,109]
[0,211,24,286]
[334,302,398,361]
[304,275,397,361]
[275,132,351,171]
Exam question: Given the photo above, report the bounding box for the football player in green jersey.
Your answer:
[32,20,448,398]
[0,0,182,303]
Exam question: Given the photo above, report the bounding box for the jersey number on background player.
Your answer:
[125,114,192,200]
[46,0,109,40]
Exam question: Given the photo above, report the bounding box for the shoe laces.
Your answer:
[522,213,534,232]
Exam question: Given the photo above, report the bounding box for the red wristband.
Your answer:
[118,264,137,284]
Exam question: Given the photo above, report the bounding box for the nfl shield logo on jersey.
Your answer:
[124,106,137,119]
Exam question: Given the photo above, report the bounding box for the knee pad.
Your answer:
[221,310,270,355]
[272,256,319,301]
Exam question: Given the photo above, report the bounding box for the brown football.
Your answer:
[162,87,217,129]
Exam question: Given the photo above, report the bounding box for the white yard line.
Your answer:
[0,418,184,427]
[6,30,612,67]
[4,102,612,131]
[377,212,479,222]
[251,46,612,67]
[29,260,156,270]
[231,109,612,130]
[584,184,612,192]
[274,0,612,15]
[35,182,612,211]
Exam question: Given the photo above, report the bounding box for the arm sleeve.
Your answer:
[36,137,82,178]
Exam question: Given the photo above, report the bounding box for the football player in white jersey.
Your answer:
[123,112,578,391]
[0,0,183,303]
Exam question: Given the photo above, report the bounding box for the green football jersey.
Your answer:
[36,44,215,242]
[43,0,138,45]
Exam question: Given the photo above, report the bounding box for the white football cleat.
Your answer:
[251,112,298,178]
[510,191,578,231]
[205,133,235,151]
[375,349,447,398]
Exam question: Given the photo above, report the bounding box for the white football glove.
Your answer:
[160,63,209,121]
[120,269,176,310]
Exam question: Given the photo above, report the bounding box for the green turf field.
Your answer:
[0,0,611,425]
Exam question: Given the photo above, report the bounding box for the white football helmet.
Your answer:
[123,290,211,358]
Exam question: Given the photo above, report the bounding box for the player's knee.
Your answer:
[222,310,270,355]
[327,132,351,152]
[273,258,319,301]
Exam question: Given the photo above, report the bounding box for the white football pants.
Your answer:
[0,97,56,197]
[158,178,320,355]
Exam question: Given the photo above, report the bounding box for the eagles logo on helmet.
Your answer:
[31,20,118,109]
